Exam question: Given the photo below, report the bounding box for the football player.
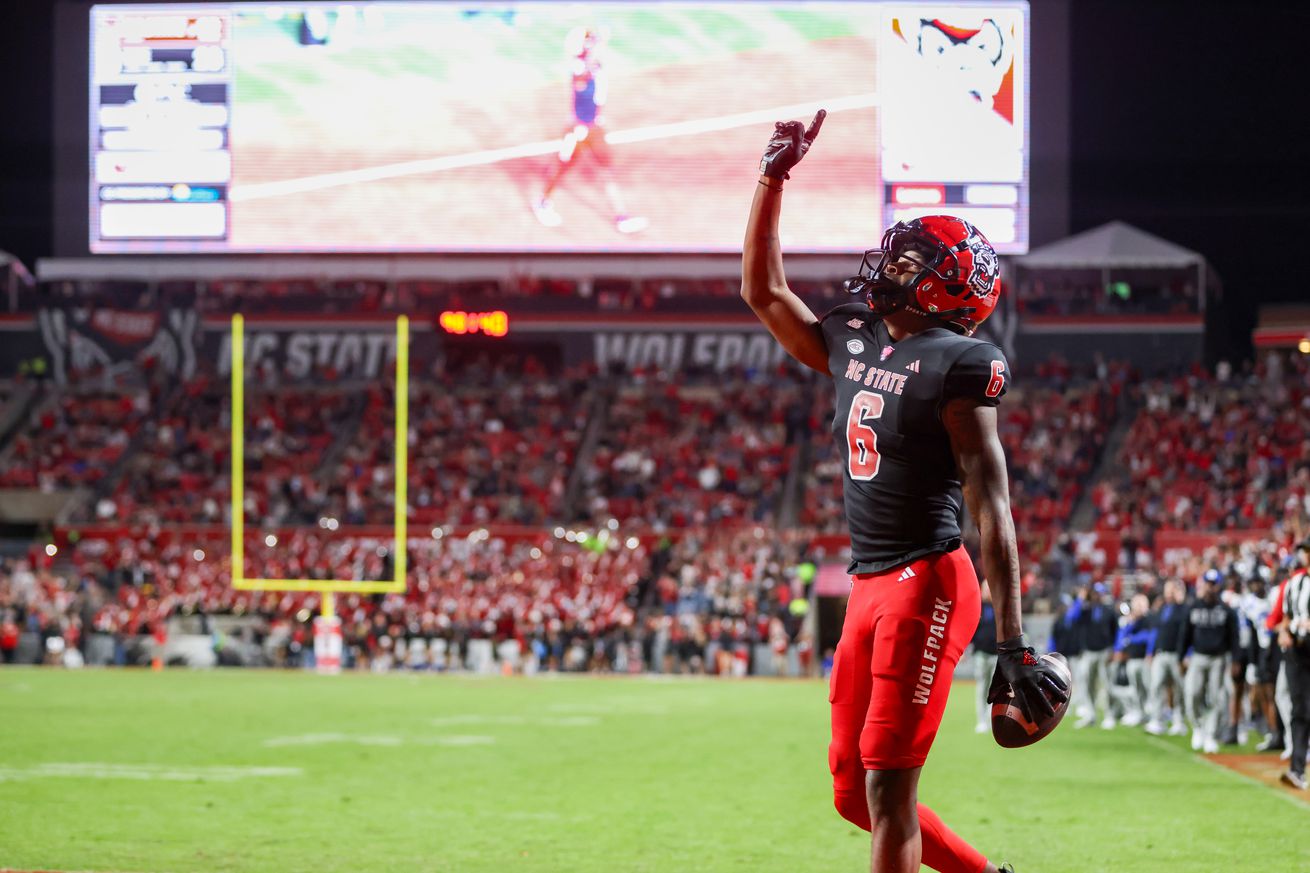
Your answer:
[741,111,1068,873]
[532,26,647,235]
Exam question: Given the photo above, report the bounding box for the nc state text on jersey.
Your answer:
[843,359,909,395]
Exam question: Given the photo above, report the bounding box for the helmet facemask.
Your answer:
[843,220,986,334]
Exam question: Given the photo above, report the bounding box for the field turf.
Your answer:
[1,669,1305,872]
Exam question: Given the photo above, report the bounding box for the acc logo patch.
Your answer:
[846,339,865,354]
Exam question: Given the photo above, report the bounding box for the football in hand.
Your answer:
[991,652,1072,748]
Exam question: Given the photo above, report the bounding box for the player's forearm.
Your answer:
[977,502,1023,641]
[740,177,829,374]
[741,176,790,307]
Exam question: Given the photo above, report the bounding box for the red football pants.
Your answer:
[828,547,985,873]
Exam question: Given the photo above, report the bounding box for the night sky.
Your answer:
[0,0,1303,363]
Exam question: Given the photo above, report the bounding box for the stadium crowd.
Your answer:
[1092,352,1310,538]
[3,337,1310,768]
[6,507,1308,768]
[0,525,822,677]
[580,369,810,529]
[0,384,153,491]
[323,358,593,528]
[98,378,358,526]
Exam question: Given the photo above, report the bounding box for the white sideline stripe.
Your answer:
[0,869,155,873]
[226,93,877,203]
[430,715,526,726]
[0,763,302,782]
[264,732,404,747]
[420,735,497,746]
[264,732,498,747]
[545,702,669,715]
[1142,735,1310,812]
[428,714,600,727]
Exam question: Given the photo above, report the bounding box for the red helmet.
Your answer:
[843,215,1001,335]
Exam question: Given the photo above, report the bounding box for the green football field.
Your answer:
[1,669,1305,873]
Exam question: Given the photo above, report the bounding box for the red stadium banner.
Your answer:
[36,306,198,384]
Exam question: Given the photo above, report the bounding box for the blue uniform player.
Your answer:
[533,27,646,235]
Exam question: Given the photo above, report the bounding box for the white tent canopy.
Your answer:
[1016,221,1206,270]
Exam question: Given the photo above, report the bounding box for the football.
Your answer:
[991,652,1073,748]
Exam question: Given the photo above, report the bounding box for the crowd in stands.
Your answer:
[3,318,1309,699]
[322,357,593,528]
[1092,352,1310,541]
[581,368,810,529]
[0,524,820,676]
[0,355,814,537]
[89,378,357,526]
[0,384,154,491]
[1000,378,1122,564]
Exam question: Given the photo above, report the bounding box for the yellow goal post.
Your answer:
[229,314,409,604]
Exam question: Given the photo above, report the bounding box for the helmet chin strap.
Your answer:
[845,275,977,332]
[845,276,907,316]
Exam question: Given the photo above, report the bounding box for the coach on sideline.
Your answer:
[1179,572,1240,755]
[1275,539,1310,790]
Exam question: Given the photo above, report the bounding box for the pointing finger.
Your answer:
[804,109,827,143]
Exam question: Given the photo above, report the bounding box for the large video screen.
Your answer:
[89,2,1029,254]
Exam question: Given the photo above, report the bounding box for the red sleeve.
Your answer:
[1267,579,1289,630]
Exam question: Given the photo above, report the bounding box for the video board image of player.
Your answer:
[879,6,1027,249]
[217,2,891,253]
[912,15,1016,121]
[90,2,1029,254]
[532,26,647,235]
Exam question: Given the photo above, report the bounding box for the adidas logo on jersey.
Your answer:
[905,360,920,373]
[897,566,917,582]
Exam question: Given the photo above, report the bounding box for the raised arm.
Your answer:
[741,110,830,376]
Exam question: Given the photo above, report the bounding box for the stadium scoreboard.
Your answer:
[88,2,1031,254]
[91,9,234,244]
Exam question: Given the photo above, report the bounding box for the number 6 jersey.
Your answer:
[819,301,1010,575]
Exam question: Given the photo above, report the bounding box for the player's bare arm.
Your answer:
[944,397,1021,640]
[945,395,1068,719]
[741,110,829,375]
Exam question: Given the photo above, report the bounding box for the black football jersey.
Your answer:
[818,302,1010,574]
